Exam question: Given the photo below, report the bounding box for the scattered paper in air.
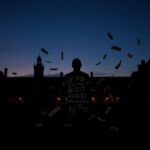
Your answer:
[110,126,120,132]
[12,72,17,75]
[87,114,96,122]
[103,54,107,60]
[35,122,43,128]
[105,106,112,114]
[114,60,122,70]
[97,78,106,85]
[103,86,111,93]
[45,61,52,63]
[127,53,133,58]
[111,45,122,52]
[107,32,114,40]
[61,51,64,60]
[48,106,61,118]
[108,93,114,102]
[41,48,48,55]
[95,61,101,66]
[50,68,58,71]
[137,38,141,45]
[97,116,105,122]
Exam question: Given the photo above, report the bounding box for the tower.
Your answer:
[34,56,44,78]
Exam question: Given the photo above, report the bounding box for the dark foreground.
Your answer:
[2,103,150,140]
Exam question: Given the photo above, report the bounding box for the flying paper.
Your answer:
[103,54,107,60]
[127,53,133,58]
[95,61,101,66]
[107,32,114,40]
[61,51,64,60]
[114,60,122,70]
[41,48,48,55]
[111,45,122,52]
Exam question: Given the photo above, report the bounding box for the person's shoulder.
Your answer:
[80,71,89,77]
[64,72,74,78]
[64,71,89,78]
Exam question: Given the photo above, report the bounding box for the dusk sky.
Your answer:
[0,0,150,77]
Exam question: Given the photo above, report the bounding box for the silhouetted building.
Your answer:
[34,56,44,78]
[60,72,63,77]
[90,72,93,78]
[4,68,8,78]
[0,70,4,79]
[130,59,150,103]
[138,60,145,72]
[131,59,150,78]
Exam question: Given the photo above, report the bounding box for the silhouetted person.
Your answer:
[62,58,91,117]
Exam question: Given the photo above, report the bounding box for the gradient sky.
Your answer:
[0,0,150,77]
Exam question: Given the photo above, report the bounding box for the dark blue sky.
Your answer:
[0,0,150,77]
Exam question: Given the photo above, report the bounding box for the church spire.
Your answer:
[34,55,44,78]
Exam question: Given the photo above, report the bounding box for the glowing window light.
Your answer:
[18,97,24,104]
[91,96,96,103]
[116,97,120,101]
[56,97,61,101]
[104,96,109,103]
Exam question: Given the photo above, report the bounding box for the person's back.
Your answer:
[62,58,91,115]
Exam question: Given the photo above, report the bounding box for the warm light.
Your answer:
[106,97,109,100]
[8,96,25,104]
[56,96,62,106]
[18,97,24,104]
[56,97,61,101]
[18,97,23,101]
[114,96,120,103]
[91,96,96,104]
[104,95,120,104]
[116,97,120,101]
[104,96,109,103]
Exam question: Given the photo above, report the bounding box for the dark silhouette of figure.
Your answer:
[62,58,91,116]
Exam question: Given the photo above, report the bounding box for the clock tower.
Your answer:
[34,56,44,78]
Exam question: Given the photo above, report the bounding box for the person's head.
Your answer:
[72,58,82,72]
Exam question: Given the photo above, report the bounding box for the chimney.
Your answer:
[141,60,145,65]
[90,72,93,78]
[60,72,63,77]
[4,68,8,78]
[138,59,145,72]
